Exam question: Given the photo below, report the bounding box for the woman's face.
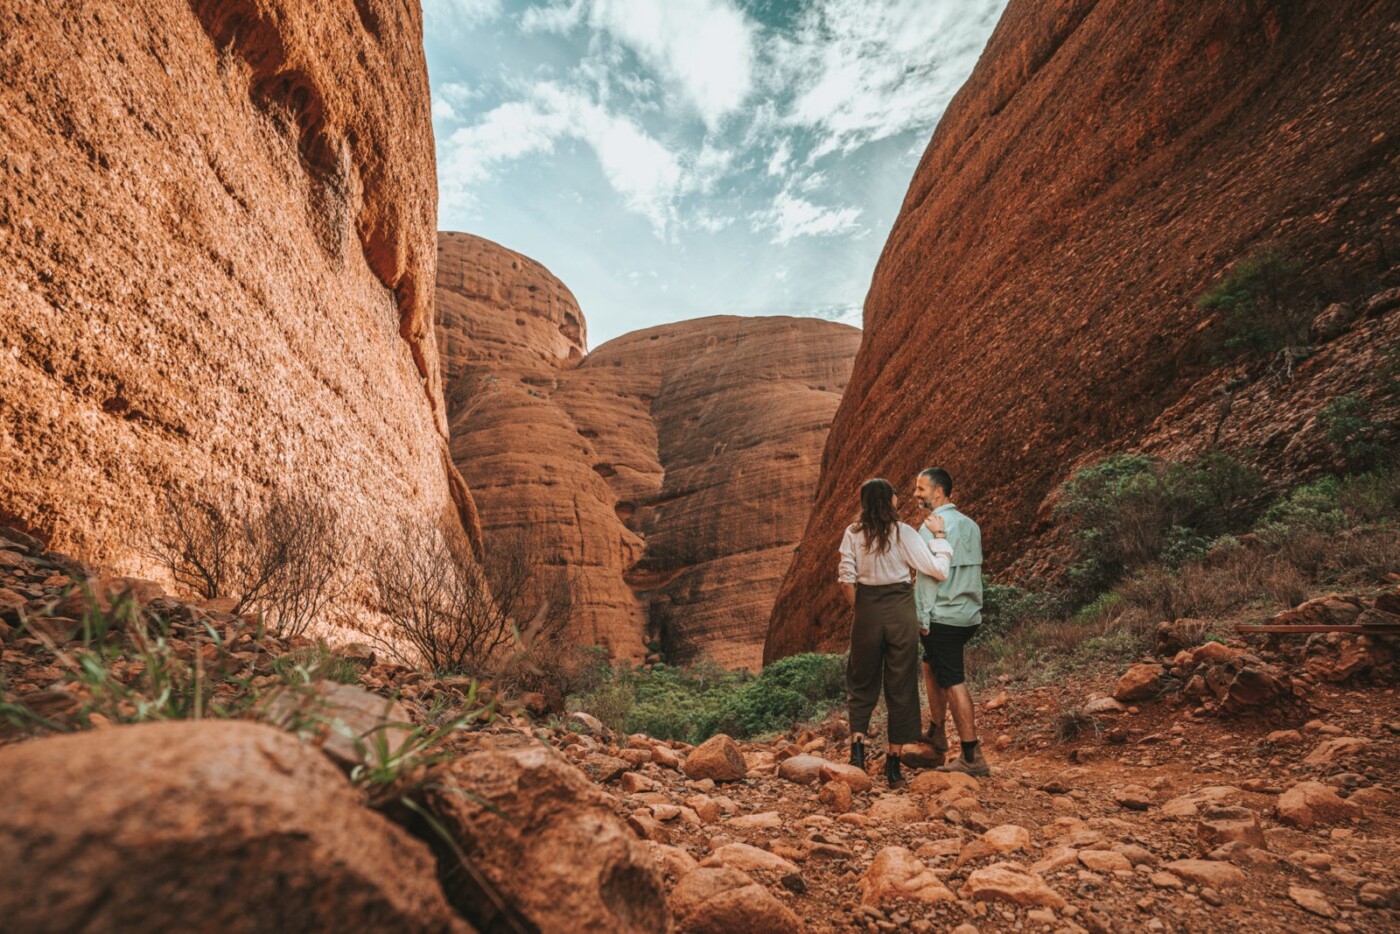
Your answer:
[892,492,900,510]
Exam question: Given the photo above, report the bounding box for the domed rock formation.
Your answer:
[437,232,859,668]
[0,1,478,575]
[766,0,1400,661]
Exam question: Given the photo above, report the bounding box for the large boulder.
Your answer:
[1113,663,1165,702]
[0,720,467,931]
[262,681,413,772]
[861,847,956,905]
[1277,781,1360,829]
[421,742,668,933]
[683,734,748,782]
[669,866,804,933]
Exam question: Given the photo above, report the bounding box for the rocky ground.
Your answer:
[3,524,1398,932]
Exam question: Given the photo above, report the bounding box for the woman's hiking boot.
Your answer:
[849,738,866,770]
[884,752,905,787]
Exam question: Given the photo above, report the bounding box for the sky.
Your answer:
[423,0,1008,347]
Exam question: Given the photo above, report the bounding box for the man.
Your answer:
[913,467,988,776]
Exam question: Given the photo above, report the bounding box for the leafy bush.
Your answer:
[1253,476,1347,546]
[1198,248,1308,359]
[1338,469,1400,523]
[710,653,847,739]
[1055,451,1262,590]
[1321,393,1393,474]
[981,582,1067,635]
[571,653,847,744]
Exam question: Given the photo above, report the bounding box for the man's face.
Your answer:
[915,475,946,510]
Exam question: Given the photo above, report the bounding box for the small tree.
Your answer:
[148,486,347,638]
[370,521,572,677]
[1198,248,1309,361]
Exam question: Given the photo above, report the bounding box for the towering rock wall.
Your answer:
[438,232,859,668]
[766,0,1400,661]
[0,0,479,573]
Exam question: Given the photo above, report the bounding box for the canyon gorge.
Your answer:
[436,232,859,668]
[1,0,1398,932]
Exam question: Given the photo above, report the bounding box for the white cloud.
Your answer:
[431,98,457,121]
[524,0,758,130]
[750,190,864,245]
[690,210,735,233]
[766,138,792,176]
[520,0,586,33]
[423,0,504,32]
[765,0,1008,157]
[438,82,734,237]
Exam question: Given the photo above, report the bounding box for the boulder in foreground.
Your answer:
[669,866,804,933]
[0,720,468,932]
[422,742,668,933]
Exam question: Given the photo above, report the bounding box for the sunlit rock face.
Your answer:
[0,0,480,574]
[767,0,1399,662]
[438,232,859,668]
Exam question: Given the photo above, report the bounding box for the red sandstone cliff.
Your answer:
[0,1,479,571]
[766,0,1400,661]
[438,232,859,667]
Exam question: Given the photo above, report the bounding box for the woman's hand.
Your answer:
[923,512,946,536]
[841,582,856,608]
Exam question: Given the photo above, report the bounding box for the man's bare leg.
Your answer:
[945,683,978,744]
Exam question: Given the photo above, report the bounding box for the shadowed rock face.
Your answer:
[438,232,859,668]
[766,0,1400,662]
[0,1,479,571]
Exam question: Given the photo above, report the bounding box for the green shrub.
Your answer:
[1253,476,1347,545]
[1055,451,1263,590]
[1321,393,1393,474]
[710,653,847,739]
[1338,469,1400,523]
[1198,249,1307,359]
[981,581,1066,635]
[570,653,847,744]
[1070,592,1123,628]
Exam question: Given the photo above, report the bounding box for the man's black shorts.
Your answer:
[920,623,980,688]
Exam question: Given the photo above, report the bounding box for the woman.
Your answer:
[838,477,951,786]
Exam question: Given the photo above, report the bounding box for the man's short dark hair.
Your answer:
[920,467,953,496]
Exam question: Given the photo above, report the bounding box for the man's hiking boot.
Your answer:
[850,738,866,770]
[924,722,950,758]
[936,744,990,777]
[884,753,905,788]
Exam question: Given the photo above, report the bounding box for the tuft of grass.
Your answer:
[347,685,489,807]
[1055,708,1100,743]
[269,642,362,686]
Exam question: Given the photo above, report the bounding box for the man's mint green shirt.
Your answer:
[914,503,983,628]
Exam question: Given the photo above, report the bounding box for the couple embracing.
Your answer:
[837,467,987,788]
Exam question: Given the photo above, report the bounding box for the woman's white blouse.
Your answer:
[837,522,952,585]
